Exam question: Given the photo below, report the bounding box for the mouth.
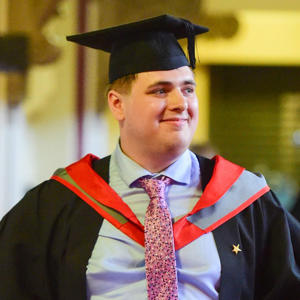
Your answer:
[161,117,188,122]
[160,117,188,126]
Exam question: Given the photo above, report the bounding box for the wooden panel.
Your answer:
[0,0,8,102]
[279,94,300,185]
[209,66,300,186]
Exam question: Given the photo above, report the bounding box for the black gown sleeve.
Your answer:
[0,179,103,300]
[0,182,54,299]
[256,191,300,300]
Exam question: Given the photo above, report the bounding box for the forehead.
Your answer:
[134,66,195,87]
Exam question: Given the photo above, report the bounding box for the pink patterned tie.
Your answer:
[138,176,178,300]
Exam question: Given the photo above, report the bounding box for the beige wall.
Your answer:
[198,10,300,66]
[0,1,80,217]
[204,0,300,12]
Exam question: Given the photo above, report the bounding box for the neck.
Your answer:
[119,143,185,173]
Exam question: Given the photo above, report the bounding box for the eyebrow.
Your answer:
[147,79,196,89]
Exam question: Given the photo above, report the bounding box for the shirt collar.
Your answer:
[112,143,193,187]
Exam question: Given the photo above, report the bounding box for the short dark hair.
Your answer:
[106,73,137,96]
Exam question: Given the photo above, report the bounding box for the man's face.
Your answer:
[110,66,199,165]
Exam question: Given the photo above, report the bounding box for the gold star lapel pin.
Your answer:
[232,244,242,255]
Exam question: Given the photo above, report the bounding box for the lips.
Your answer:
[160,117,189,129]
[160,117,188,123]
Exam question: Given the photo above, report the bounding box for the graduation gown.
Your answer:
[0,155,299,300]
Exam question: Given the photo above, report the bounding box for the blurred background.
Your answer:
[0,0,299,219]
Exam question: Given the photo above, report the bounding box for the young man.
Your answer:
[0,15,299,300]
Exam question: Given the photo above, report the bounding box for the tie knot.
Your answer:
[138,176,172,199]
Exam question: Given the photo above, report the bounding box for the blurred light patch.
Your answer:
[292,129,300,147]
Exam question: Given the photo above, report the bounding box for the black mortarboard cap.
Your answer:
[67,14,209,83]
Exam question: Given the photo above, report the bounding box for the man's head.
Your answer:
[67,15,208,170]
[107,66,198,171]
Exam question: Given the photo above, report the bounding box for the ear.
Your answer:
[107,90,126,121]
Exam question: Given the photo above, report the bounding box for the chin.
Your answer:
[163,139,190,157]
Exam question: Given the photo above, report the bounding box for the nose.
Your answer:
[167,89,188,112]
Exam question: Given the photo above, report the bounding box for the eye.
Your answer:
[149,88,168,97]
[154,88,167,95]
[183,86,195,95]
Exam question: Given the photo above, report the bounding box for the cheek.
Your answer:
[149,101,166,118]
[125,99,166,130]
[139,101,166,122]
[189,98,199,119]
[126,104,153,129]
